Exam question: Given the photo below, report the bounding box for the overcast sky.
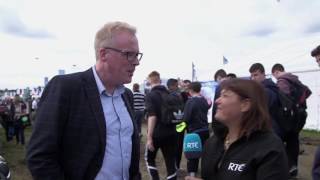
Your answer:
[0,0,320,89]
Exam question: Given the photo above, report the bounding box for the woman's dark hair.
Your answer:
[188,81,202,93]
[220,79,271,137]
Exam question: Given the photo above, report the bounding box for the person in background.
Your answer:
[31,97,37,112]
[132,83,145,137]
[0,98,12,142]
[311,45,320,67]
[226,73,237,79]
[272,63,312,177]
[167,78,185,173]
[312,44,320,180]
[31,97,38,124]
[27,21,142,180]
[211,69,228,137]
[145,71,177,180]
[185,79,288,180]
[249,63,282,138]
[11,95,27,145]
[183,82,210,177]
[180,79,191,103]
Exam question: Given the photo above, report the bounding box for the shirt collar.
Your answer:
[92,66,125,97]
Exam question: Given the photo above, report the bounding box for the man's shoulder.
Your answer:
[44,70,92,95]
[52,69,91,86]
[249,131,284,152]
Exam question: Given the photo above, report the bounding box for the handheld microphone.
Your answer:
[183,133,202,160]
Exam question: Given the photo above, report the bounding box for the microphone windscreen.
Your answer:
[183,133,202,159]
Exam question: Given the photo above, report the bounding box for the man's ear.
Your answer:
[240,99,251,112]
[99,48,109,62]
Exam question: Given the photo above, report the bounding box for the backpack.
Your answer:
[157,90,185,125]
[282,77,312,108]
[285,78,312,131]
[275,91,297,133]
[277,77,312,132]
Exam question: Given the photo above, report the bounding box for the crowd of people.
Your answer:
[0,95,38,146]
[0,21,318,180]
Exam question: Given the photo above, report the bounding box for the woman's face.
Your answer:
[215,89,248,126]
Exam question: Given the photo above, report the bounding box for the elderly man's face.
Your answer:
[102,31,140,85]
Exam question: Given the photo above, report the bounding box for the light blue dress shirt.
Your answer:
[93,66,133,180]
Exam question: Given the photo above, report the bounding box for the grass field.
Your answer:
[0,125,319,180]
[0,126,32,180]
[301,129,320,139]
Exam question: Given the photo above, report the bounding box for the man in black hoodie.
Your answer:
[145,71,177,180]
[249,63,282,138]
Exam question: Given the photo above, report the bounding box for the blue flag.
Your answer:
[223,56,229,65]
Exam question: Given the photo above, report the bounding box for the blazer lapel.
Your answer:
[82,68,106,153]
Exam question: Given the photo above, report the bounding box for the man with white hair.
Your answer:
[27,21,142,180]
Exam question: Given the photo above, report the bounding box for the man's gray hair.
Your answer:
[94,21,136,60]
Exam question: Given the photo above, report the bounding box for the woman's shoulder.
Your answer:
[249,131,284,150]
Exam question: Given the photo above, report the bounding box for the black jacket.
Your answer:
[27,68,141,180]
[261,79,283,136]
[145,85,176,138]
[183,96,209,132]
[201,131,289,180]
[261,79,280,122]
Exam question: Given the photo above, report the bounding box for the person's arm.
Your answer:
[183,100,192,124]
[145,92,157,151]
[256,149,289,180]
[26,77,69,180]
[147,115,157,151]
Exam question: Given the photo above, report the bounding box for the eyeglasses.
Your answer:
[104,47,143,62]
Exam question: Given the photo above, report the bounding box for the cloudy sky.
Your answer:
[0,0,320,89]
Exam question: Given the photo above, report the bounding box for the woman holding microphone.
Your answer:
[186,79,288,180]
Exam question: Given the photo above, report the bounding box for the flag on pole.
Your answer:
[223,56,229,65]
[192,62,196,81]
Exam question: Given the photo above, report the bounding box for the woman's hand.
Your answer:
[185,176,203,180]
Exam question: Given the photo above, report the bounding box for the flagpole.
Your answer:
[192,62,195,82]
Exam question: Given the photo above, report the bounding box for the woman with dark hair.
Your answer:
[186,79,288,180]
